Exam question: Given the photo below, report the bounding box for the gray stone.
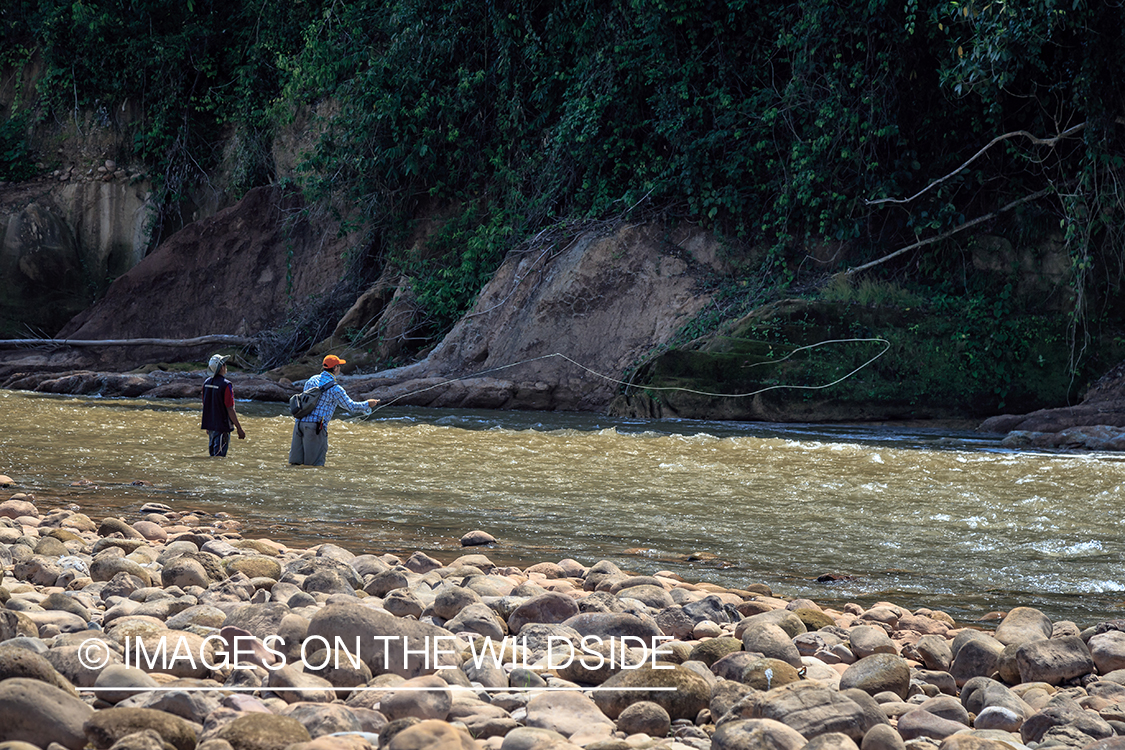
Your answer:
[973,706,1024,733]
[1020,694,1114,744]
[432,584,481,620]
[0,677,93,750]
[896,709,969,741]
[92,665,160,704]
[861,724,906,750]
[711,719,807,750]
[1088,631,1125,675]
[525,691,615,739]
[1015,636,1094,685]
[213,713,311,750]
[306,602,461,678]
[0,644,79,694]
[615,700,671,736]
[949,635,1004,687]
[281,703,363,738]
[849,626,898,659]
[805,733,861,750]
[592,664,711,721]
[561,611,661,640]
[445,603,507,640]
[840,653,911,700]
[994,607,1053,646]
[377,675,453,722]
[744,681,880,741]
[508,592,580,634]
[741,622,803,667]
[82,707,200,750]
[264,664,336,704]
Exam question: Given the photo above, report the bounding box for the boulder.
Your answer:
[386,720,477,750]
[432,585,481,621]
[264,664,336,704]
[849,626,898,659]
[896,709,969,741]
[743,681,881,741]
[380,676,453,722]
[592,664,710,720]
[1089,630,1125,675]
[1020,695,1114,744]
[712,719,807,750]
[214,713,312,750]
[444,603,506,640]
[860,723,905,750]
[282,703,363,738]
[1015,636,1094,685]
[689,636,743,667]
[83,707,200,750]
[839,654,911,699]
[741,622,803,667]
[993,607,1053,646]
[561,612,662,640]
[525,691,615,739]
[0,677,94,750]
[507,593,580,634]
[306,602,460,678]
[712,653,802,690]
[949,635,1004,687]
[0,644,79,694]
[616,700,671,736]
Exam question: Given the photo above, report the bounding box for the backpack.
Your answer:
[288,385,326,418]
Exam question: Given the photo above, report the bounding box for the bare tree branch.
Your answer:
[865,123,1087,207]
[844,188,1052,276]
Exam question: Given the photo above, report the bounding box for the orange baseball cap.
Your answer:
[323,355,347,369]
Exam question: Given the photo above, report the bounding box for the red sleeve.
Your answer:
[224,383,235,408]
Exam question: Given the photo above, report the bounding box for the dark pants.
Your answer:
[208,430,230,457]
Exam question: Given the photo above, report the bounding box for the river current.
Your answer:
[2,389,1124,627]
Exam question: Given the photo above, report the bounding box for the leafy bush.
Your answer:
[0,113,35,181]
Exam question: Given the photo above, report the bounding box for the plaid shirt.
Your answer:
[297,371,372,423]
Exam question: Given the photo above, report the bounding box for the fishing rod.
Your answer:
[351,337,891,418]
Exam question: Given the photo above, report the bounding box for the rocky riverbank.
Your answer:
[2,484,1125,750]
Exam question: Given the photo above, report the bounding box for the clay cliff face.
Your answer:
[348,224,731,412]
[0,176,157,335]
[0,189,735,416]
[0,186,354,374]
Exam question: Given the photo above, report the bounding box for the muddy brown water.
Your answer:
[4,389,1125,626]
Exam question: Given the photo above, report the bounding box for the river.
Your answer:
[3,388,1124,627]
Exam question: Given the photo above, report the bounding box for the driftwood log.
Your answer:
[0,335,254,349]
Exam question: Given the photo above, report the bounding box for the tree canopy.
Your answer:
[3,0,1125,369]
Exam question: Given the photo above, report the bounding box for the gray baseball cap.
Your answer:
[208,354,230,374]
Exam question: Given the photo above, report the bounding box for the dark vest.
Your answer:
[201,374,232,432]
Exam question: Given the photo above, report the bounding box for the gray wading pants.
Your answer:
[289,420,328,466]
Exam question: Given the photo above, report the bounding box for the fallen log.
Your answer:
[0,335,254,349]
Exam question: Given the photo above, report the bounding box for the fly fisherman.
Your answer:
[201,354,246,457]
[289,355,379,466]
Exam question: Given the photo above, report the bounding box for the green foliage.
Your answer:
[637,296,1085,418]
[17,0,328,236]
[7,0,1125,395]
[0,112,36,181]
[819,276,926,308]
[401,204,512,336]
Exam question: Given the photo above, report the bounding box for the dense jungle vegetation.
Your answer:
[3,0,1125,412]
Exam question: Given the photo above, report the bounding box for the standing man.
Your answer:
[201,354,246,457]
[289,354,379,466]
